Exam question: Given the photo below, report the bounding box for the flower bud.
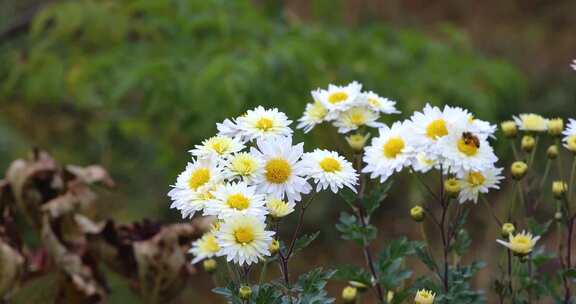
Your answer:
[239,285,252,300]
[555,211,563,221]
[345,133,370,151]
[547,145,559,159]
[387,291,395,302]
[521,135,536,152]
[552,181,568,199]
[410,206,425,222]
[501,223,515,238]
[511,161,528,180]
[269,239,280,254]
[501,121,518,138]
[341,286,357,303]
[567,135,576,153]
[547,118,564,136]
[415,289,436,304]
[202,258,217,274]
[444,178,461,198]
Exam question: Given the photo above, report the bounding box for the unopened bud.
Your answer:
[410,206,425,222]
[342,286,357,303]
[552,181,568,199]
[521,135,536,152]
[548,118,564,136]
[202,258,217,273]
[511,161,528,180]
[501,223,515,238]
[269,239,280,254]
[547,145,559,159]
[555,212,563,221]
[239,285,252,300]
[501,121,518,138]
[444,178,461,198]
[345,133,370,151]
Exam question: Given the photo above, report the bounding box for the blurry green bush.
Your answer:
[0,0,526,220]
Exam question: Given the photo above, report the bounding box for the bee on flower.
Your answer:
[457,166,504,203]
[216,215,275,265]
[250,136,312,202]
[363,121,416,183]
[496,230,540,256]
[302,149,358,193]
[436,129,498,176]
[168,158,223,219]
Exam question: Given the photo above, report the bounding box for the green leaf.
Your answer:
[333,265,372,286]
[335,212,376,245]
[292,231,320,255]
[363,180,392,215]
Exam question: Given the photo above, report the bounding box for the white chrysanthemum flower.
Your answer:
[251,137,312,202]
[217,215,275,265]
[189,135,245,160]
[497,230,540,256]
[437,130,498,175]
[236,106,292,141]
[563,118,576,138]
[266,197,295,218]
[363,121,416,183]
[412,152,438,173]
[457,167,503,203]
[168,158,222,218]
[314,81,362,119]
[204,182,268,220]
[297,101,328,133]
[361,91,399,114]
[513,113,548,132]
[332,106,383,133]
[302,149,358,193]
[216,118,242,139]
[189,232,221,264]
[223,152,263,183]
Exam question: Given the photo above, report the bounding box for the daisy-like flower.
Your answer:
[314,81,362,119]
[204,182,268,220]
[236,106,292,141]
[457,166,503,203]
[563,119,576,152]
[250,136,312,202]
[363,121,416,183]
[168,158,222,219]
[189,135,244,160]
[497,230,540,256]
[216,215,275,265]
[216,118,242,139]
[223,152,263,183]
[189,232,221,264]
[297,101,328,133]
[302,149,358,193]
[513,113,548,132]
[333,106,383,133]
[361,91,399,114]
[266,197,295,218]
[414,289,436,304]
[412,152,438,173]
[437,130,498,175]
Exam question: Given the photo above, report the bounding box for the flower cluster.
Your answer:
[361,103,502,203]
[168,106,358,265]
[297,81,399,134]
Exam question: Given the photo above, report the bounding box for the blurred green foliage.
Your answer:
[0,0,527,221]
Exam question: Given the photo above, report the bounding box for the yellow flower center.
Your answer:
[188,168,210,190]
[208,137,231,155]
[466,172,485,186]
[328,91,348,104]
[383,137,405,158]
[510,235,533,254]
[231,154,258,175]
[568,135,576,151]
[457,139,478,156]
[308,101,328,120]
[319,157,341,172]
[349,112,366,126]
[201,234,220,253]
[234,227,255,244]
[256,117,274,131]
[227,193,250,210]
[267,199,290,217]
[368,97,380,108]
[426,119,448,139]
[265,158,291,184]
